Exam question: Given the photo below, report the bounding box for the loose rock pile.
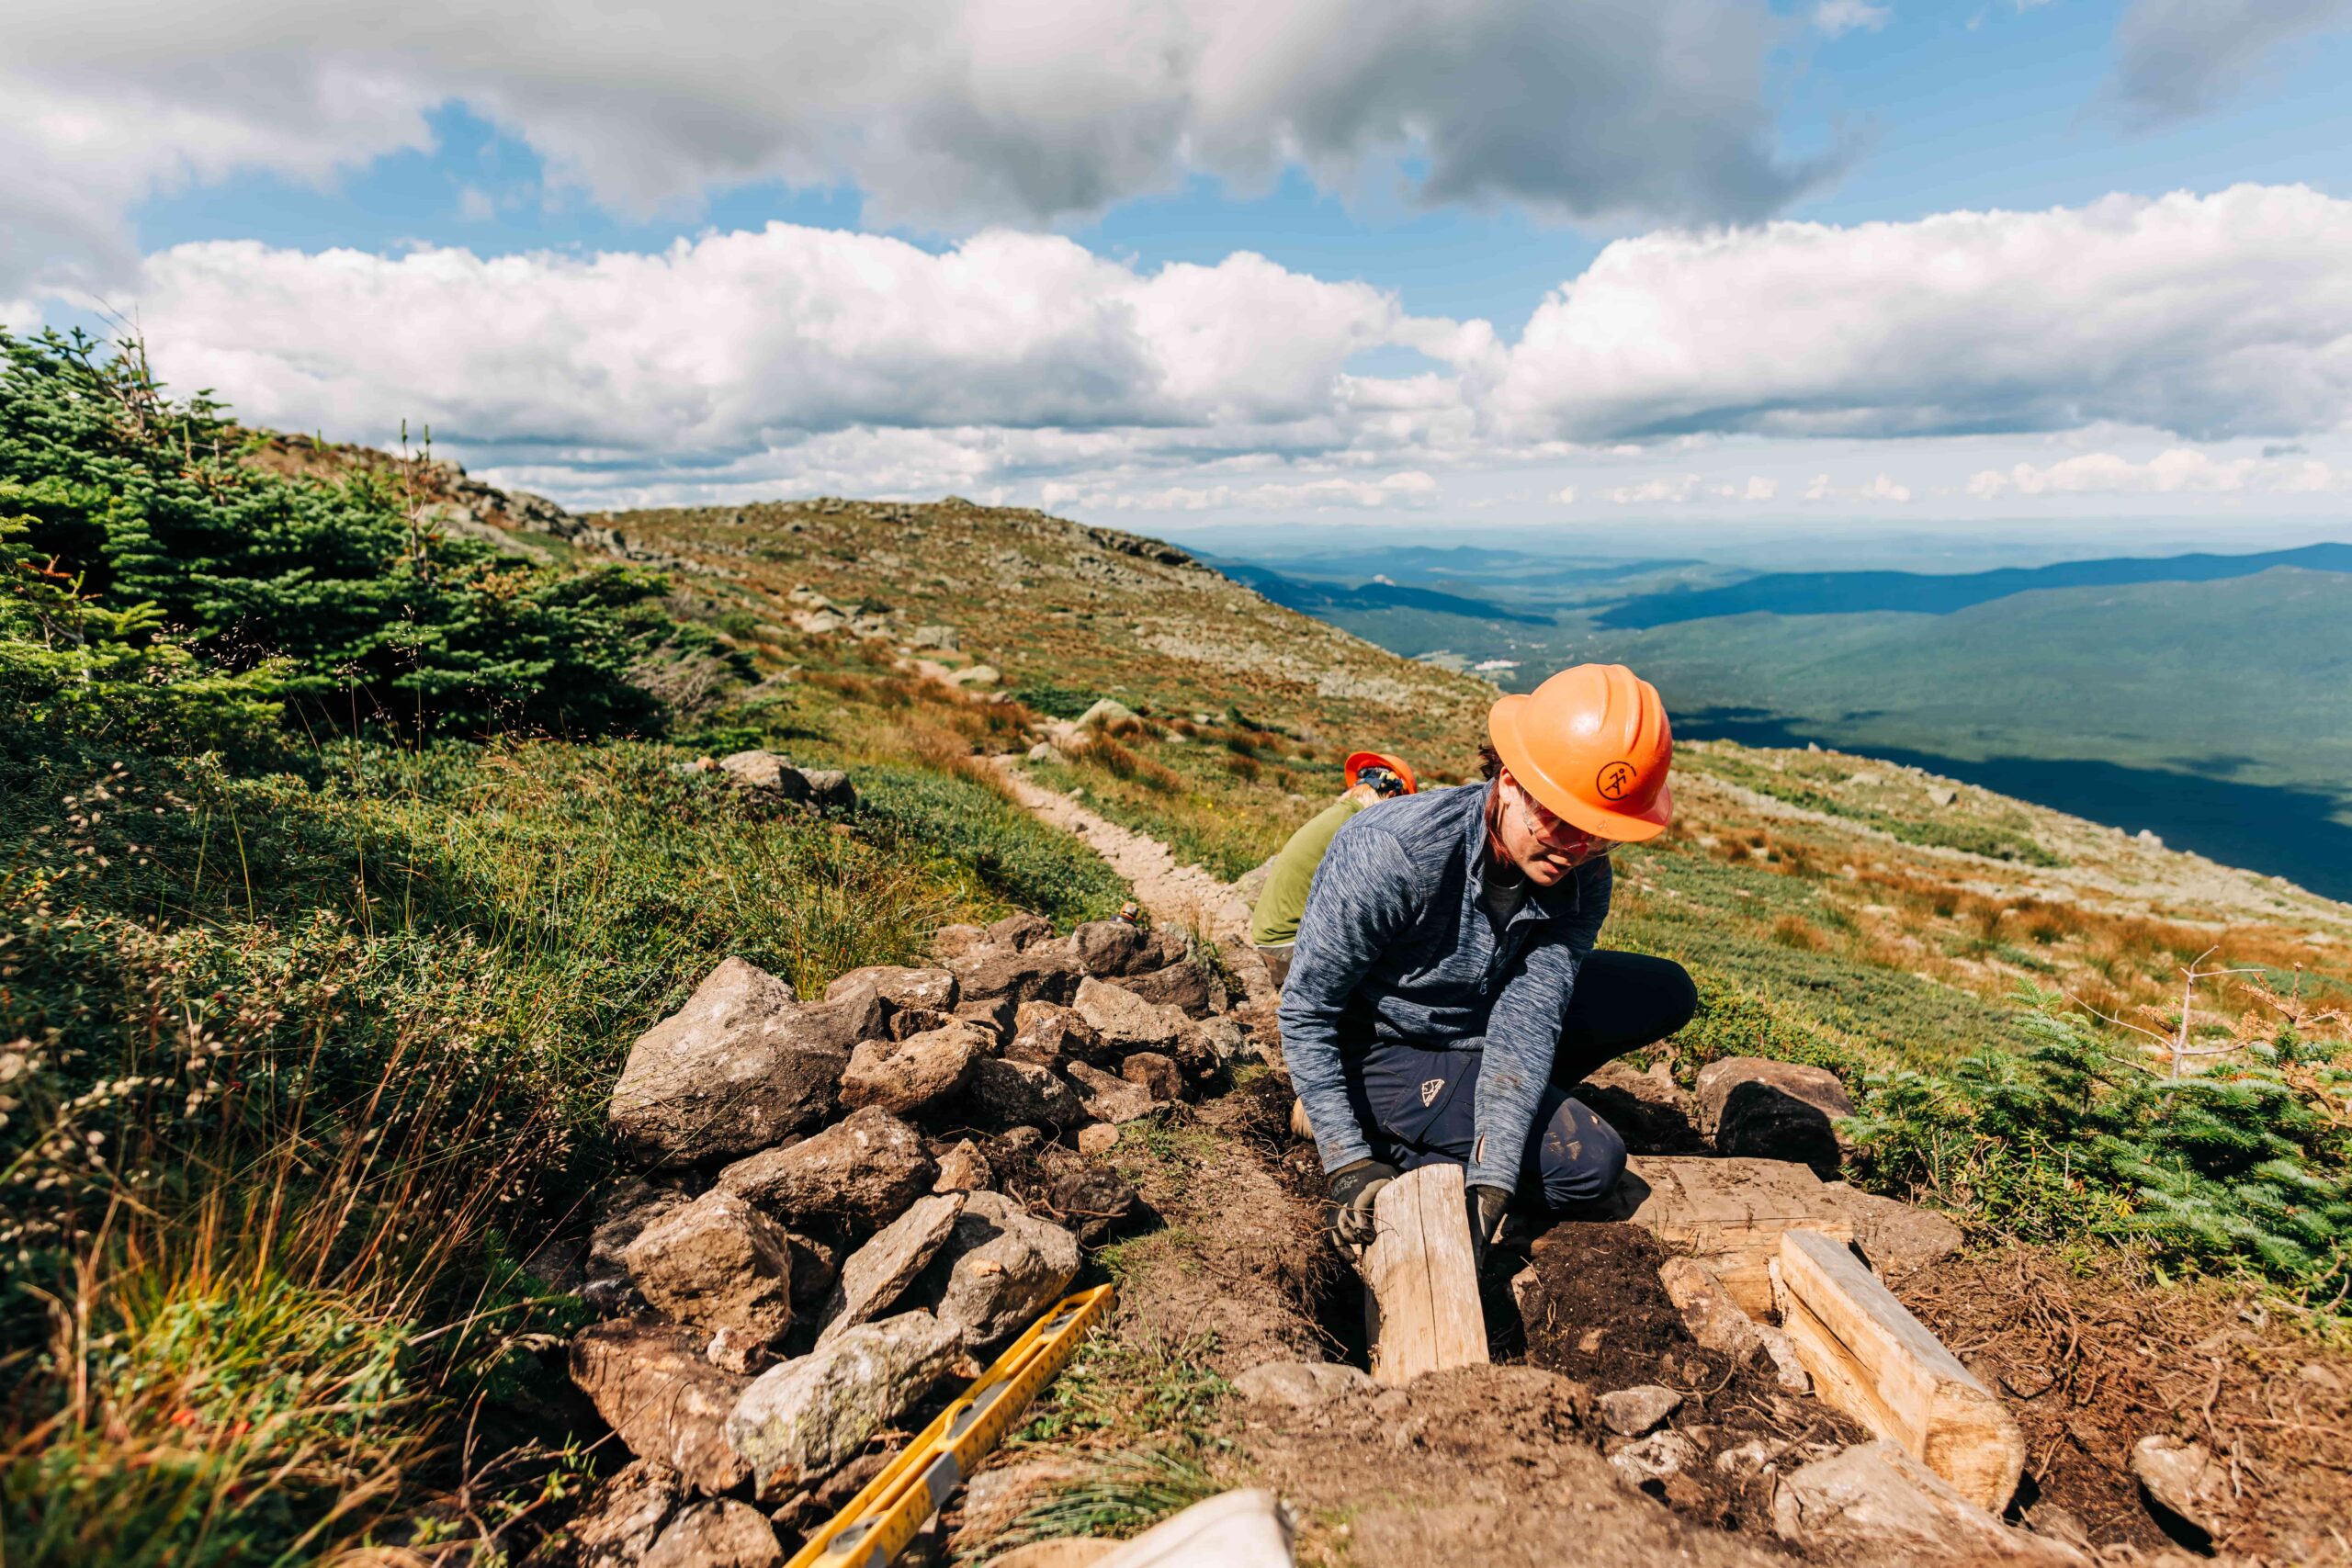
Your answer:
[534,912,1256,1566]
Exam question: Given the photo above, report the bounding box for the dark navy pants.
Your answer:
[1348,951,1697,1212]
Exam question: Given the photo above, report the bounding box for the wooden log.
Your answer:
[1773,1228,2025,1511]
[1615,1156,1853,1317]
[1362,1163,1489,1385]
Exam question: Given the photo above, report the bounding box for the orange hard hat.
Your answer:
[1343,750,1418,794]
[1487,664,1672,841]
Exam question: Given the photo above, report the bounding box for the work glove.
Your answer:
[1327,1158,1399,1253]
[1466,1182,1511,1274]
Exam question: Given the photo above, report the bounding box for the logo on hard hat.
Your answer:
[1596,761,1638,801]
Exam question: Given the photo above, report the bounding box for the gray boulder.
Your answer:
[825,964,959,1014]
[818,1194,966,1345]
[717,1106,937,1231]
[1004,1001,1107,1069]
[932,1138,993,1192]
[641,1500,784,1568]
[967,1058,1084,1129]
[985,911,1057,951]
[570,1320,752,1495]
[798,770,857,812]
[841,1023,989,1119]
[1773,1443,2086,1566]
[609,958,880,1168]
[1697,1056,1853,1177]
[726,1310,962,1495]
[933,1190,1081,1348]
[718,750,812,799]
[623,1191,797,1343]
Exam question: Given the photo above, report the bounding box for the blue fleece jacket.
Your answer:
[1277,779,1611,1192]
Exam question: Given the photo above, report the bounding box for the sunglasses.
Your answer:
[1356,767,1408,798]
[1510,782,1623,860]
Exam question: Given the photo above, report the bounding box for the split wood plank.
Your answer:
[1363,1162,1489,1385]
[1616,1156,1854,1318]
[1773,1227,2025,1512]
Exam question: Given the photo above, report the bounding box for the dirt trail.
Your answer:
[988,756,1255,943]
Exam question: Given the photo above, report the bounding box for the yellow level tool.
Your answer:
[786,1283,1116,1568]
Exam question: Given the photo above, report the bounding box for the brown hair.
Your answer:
[1478,740,1503,781]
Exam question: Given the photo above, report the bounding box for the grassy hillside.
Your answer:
[7,330,2352,1562]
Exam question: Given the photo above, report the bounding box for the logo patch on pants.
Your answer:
[1419,1077,1445,1108]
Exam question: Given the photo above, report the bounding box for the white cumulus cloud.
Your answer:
[1484,185,2352,444]
[1814,0,1892,38]
[0,0,1833,298]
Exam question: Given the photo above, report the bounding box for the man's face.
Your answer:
[1491,768,1618,886]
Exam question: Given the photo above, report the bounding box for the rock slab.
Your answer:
[1599,1385,1684,1437]
[934,1190,1082,1348]
[819,1193,966,1344]
[1772,1443,2086,1566]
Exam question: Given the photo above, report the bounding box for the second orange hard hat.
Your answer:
[1487,663,1673,841]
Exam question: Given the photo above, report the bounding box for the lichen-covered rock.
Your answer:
[623,1191,796,1343]
[1003,1001,1107,1069]
[609,958,881,1168]
[641,1500,785,1568]
[841,1024,988,1120]
[967,1058,1084,1129]
[818,1194,965,1344]
[825,965,960,1014]
[933,1191,1081,1348]
[1065,1060,1161,1123]
[726,1311,961,1496]
[717,1107,936,1232]
[1696,1056,1853,1177]
[570,1320,752,1495]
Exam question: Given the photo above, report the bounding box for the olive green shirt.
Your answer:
[1250,796,1367,946]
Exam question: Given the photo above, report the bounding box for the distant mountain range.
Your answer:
[1215,539,2352,900]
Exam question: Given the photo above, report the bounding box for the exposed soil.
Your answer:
[1519,1221,1866,1535]
[1896,1247,2352,1563]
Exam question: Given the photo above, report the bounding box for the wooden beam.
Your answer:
[1363,1163,1489,1385]
[1773,1228,2024,1511]
[1615,1156,1854,1318]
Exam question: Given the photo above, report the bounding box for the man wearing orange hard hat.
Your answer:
[1279,663,1695,1266]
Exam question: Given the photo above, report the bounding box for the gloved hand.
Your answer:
[1466,1182,1511,1272]
[1327,1158,1399,1252]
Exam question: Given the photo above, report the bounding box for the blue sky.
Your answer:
[9,0,2352,536]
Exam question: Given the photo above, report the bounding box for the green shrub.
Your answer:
[1846,991,2352,1298]
[2,330,675,740]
